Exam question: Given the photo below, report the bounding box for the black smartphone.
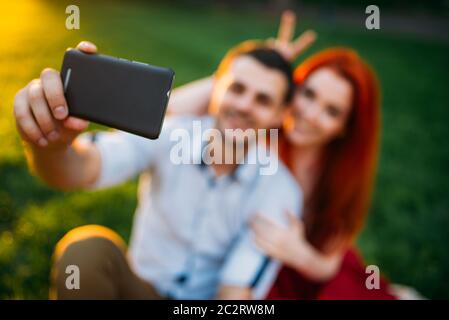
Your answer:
[60,49,175,139]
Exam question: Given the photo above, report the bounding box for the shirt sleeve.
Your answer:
[78,117,180,190]
[219,170,302,299]
[79,130,160,189]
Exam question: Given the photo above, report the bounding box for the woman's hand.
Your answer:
[267,10,317,62]
[250,210,310,269]
[251,210,346,282]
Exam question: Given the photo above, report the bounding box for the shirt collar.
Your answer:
[232,143,261,184]
[190,116,269,184]
[195,139,263,185]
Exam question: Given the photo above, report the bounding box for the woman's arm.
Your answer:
[289,240,345,282]
[166,77,213,116]
[250,212,346,282]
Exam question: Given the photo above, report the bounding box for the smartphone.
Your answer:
[60,49,175,139]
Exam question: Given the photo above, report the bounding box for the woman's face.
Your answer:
[284,67,353,148]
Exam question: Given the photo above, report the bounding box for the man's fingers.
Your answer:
[292,30,317,56]
[40,68,68,120]
[14,87,47,146]
[28,79,58,140]
[76,41,97,54]
[277,10,296,44]
[63,116,89,132]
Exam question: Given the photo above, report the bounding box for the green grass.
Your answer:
[0,0,448,299]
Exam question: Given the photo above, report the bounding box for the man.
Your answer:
[13,40,302,299]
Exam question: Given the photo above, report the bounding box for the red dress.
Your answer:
[266,249,397,300]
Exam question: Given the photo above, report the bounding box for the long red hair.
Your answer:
[283,48,381,252]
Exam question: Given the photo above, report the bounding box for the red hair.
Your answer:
[283,48,381,252]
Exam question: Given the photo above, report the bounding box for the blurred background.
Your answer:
[0,0,448,299]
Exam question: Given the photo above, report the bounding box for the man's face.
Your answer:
[211,55,288,142]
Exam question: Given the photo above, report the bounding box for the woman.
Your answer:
[168,11,397,299]
[250,47,396,300]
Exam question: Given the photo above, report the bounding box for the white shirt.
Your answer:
[83,116,302,299]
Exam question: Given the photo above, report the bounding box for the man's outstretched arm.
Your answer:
[13,41,101,191]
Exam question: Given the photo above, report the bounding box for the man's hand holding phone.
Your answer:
[13,41,102,191]
[13,40,174,190]
[14,41,97,149]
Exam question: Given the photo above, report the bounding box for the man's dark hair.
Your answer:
[215,41,294,104]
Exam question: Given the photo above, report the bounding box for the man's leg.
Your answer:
[50,224,163,299]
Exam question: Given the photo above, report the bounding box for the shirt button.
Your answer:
[176,273,188,285]
[208,177,216,188]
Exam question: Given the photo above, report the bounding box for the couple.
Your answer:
[14,11,394,299]
[170,12,395,299]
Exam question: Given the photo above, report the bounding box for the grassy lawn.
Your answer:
[0,1,448,299]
